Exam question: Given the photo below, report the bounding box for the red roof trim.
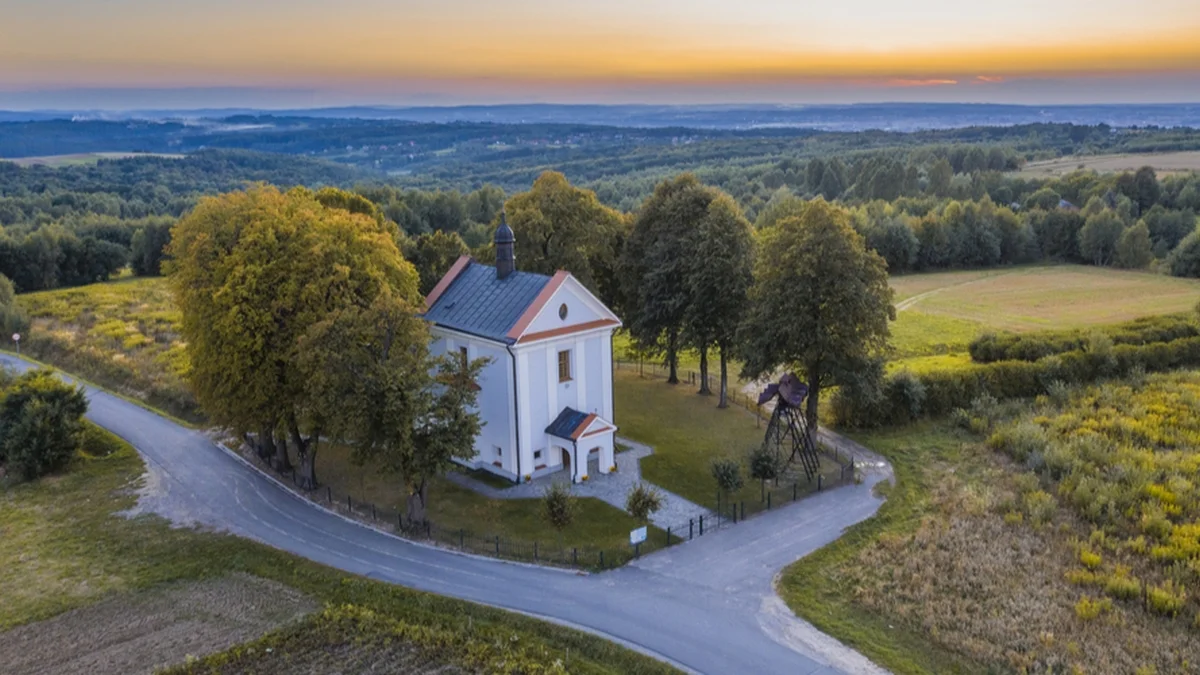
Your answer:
[570,413,598,440]
[506,270,569,340]
[516,318,620,344]
[580,424,615,439]
[424,255,473,312]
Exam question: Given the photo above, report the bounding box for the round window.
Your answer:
[558,303,569,320]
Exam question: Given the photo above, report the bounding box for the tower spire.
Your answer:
[495,211,515,280]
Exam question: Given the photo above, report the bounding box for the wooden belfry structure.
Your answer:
[758,373,821,480]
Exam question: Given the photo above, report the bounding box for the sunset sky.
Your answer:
[2,0,1199,108]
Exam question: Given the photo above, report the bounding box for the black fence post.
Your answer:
[741,501,744,521]
[348,494,352,510]
[398,512,402,530]
[371,503,376,520]
[534,541,539,561]
[818,474,824,491]
[495,535,500,556]
[666,526,672,544]
[599,550,604,568]
[327,486,332,503]
[767,492,772,510]
[460,529,465,550]
[573,548,578,566]
[689,518,694,540]
[699,515,705,536]
[425,520,431,538]
[731,504,737,524]
[793,483,798,501]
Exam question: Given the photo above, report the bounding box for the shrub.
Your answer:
[1023,489,1056,526]
[541,481,578,534]
[0,368,89,481]
[79,423,123,458]
[1147,581,1188,617]
[1074,595,1112,621]
[988,421,1049,464]
[967,313,1200,364]
[1078,546,1102,570]
[884,370,926,421]
[1103,571,1142,601]
[1168,230,1200,278]
[710,458,744,499]
[625,482,663,524]
[748,444,783,488]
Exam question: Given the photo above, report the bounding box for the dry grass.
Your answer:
[1017,151,1200,177]
[17,277,198,421]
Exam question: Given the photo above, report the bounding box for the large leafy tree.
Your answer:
[683,192,754,406]
[405,230,470,296]
[0,368,88,481]
[167,185,419,487]
[501,171,626,307]
[621,174,710,384]
[738,198,894,442]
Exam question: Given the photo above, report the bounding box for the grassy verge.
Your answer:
[616,369,844,511]
[776,422,986,674]
[0,427,677,674]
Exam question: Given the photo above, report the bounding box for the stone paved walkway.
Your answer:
[444,437,713,529]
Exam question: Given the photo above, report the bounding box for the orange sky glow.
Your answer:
[1,0,1198,105]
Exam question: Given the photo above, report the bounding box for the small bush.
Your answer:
[1023,489,1056,526]
[625,482,663,524]
[884,371,926,421]
[1078,546,1102,570]
[710,457,744,498]
[541,481,578,533]
[1074,595,1112,620]
[79,423,123,458]
[0,368,89,481]
[1147,581,1188,617]
[1103,570,1142,601]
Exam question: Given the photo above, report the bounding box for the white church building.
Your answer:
[422,217,621,483]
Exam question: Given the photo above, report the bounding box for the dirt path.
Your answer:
[0,574,316,675]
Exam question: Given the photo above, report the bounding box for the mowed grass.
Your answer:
[1016,151,1200,177]
[0,428,675,674]
[890,265,1200,358]
[313,442,657,555]
[616,369,843,512]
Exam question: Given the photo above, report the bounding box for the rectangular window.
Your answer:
[534,449,542,460]
[495,445,503,457]
[558,350,572,382]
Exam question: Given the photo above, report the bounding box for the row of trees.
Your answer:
[168,186,484,521]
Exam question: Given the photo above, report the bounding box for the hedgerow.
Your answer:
[968,313,1199,363]
[835,335,1200,427]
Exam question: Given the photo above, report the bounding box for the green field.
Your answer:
[890,265,1200,363]
[0,427,674,674]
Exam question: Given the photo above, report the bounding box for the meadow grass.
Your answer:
[0,427,676,674]
[782,373,1200,674]
[1015,150,1200,177]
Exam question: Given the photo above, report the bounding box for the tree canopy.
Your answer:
[738,198,894,438]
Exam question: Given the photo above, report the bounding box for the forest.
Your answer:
[1,122,1199,295]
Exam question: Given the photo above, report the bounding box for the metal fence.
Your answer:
[240,361,858,570]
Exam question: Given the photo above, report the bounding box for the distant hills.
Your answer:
[3,102,1200,131]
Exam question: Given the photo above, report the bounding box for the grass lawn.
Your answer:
[615,369,845,512]
[1015,150,1200,177]
[314,442,659,557]
[0,427,675,674]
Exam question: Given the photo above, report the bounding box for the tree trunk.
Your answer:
[717,345,729,409]
[267,424,291,473]
[406,479,429,524]
[805,383,820,449]
[666,328,679,385]
[288,413,317,490]
[697,345,711,395]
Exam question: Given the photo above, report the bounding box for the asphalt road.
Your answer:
[3,354,893,675]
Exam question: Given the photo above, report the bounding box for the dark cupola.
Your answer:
[495,211,516,280]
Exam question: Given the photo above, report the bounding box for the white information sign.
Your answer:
[630,526,647,546]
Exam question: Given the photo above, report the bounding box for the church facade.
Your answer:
[422,218,621,483]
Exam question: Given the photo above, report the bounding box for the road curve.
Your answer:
[3,354,891,675]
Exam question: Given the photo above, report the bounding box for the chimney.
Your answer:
[495,211,515,279]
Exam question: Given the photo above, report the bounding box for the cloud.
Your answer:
[885,78,958,87]
[974,75,1007,83]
